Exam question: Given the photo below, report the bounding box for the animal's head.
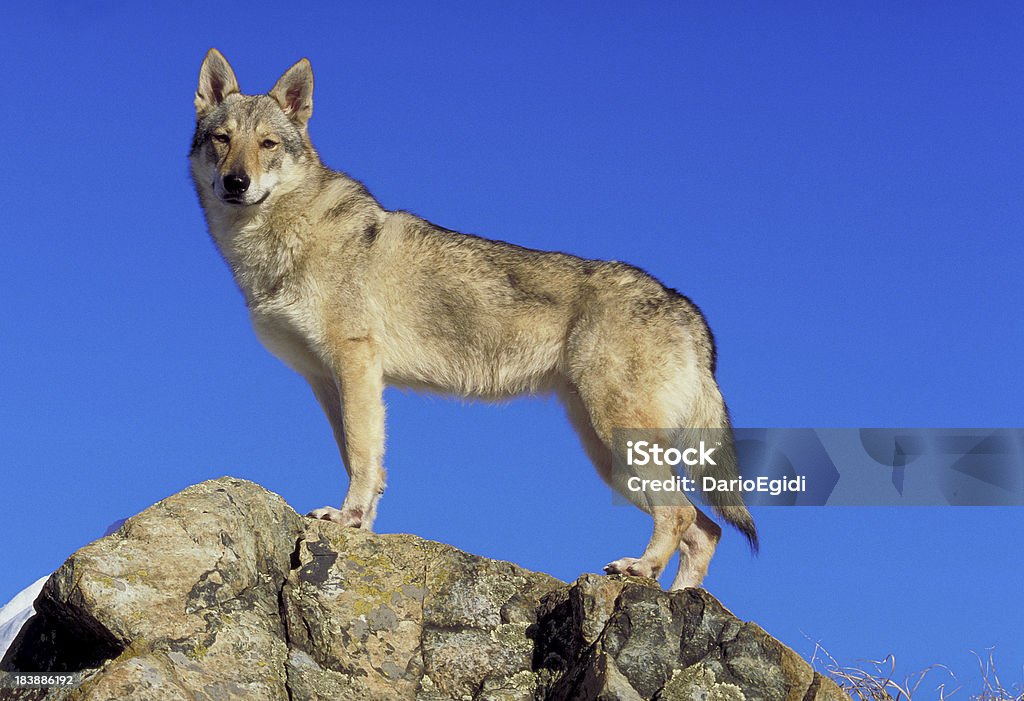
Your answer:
[190,49,315,208]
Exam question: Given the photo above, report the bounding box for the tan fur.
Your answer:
[189,49,757,590]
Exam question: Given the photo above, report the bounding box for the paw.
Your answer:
[603,557,656,579]
[307,506,363,528]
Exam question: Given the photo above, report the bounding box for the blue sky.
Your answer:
[2,1,1022,690]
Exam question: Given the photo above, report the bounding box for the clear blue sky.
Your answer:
[3,2,1022,690]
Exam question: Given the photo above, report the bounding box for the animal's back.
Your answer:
[365,211,710,400]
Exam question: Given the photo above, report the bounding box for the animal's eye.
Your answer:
[261,139,279,150]
[213,133,230,144]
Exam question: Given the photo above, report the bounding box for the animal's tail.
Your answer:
[679,389,759,554]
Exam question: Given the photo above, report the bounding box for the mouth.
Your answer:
[219,191,270,207]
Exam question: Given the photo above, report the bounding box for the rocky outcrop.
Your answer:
[0,478,846,700]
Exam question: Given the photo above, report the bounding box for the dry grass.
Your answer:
[809,643,1022,701]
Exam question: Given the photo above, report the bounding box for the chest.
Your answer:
[249,294,328,377]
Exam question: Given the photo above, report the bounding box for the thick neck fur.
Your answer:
[199,163,325,306]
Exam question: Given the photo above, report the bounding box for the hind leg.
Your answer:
[559,382,695,582]
[603,500,695,580]
[670,505,721,590]
[559,383,615,485]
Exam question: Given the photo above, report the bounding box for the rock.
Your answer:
[535,576,845,701]
[0,478,847,700]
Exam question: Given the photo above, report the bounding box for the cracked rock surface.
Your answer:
[0,478,847,700]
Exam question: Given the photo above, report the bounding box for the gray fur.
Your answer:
[189,49,757,591]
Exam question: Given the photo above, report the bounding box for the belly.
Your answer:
[380,323,565,399]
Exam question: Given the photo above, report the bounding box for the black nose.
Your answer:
[223,172,250,196]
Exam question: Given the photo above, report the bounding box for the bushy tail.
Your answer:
[680,394,759,554]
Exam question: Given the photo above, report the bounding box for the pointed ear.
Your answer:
[270,58,314,127]
[195,49,240,117]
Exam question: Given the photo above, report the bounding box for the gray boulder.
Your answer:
[0,478,846,700]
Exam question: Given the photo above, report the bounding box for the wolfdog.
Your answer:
[190,49,757,590]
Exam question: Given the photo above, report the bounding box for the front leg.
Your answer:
[307,336,387,531]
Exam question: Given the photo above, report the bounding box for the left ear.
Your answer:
[270,58,314,127]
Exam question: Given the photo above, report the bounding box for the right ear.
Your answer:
[195,48,240,118]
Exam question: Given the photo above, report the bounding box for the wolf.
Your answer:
[189,49,757,590]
